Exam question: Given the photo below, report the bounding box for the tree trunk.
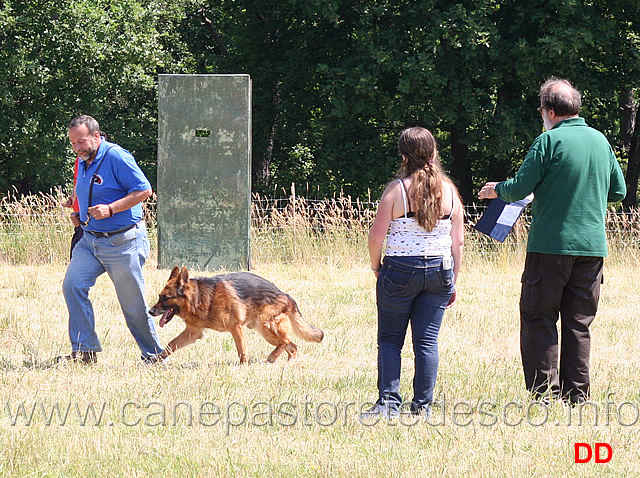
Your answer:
[195,8,228,56]
[624,115,640,209]
[253,82,283,191]
[620,88,639,210]
[253,111,278,190]
[449,126,473,203]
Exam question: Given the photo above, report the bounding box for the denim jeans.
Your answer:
[376,255,454,412]
[62,222,163,359]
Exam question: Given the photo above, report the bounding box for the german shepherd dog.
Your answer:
[149,266,324,364]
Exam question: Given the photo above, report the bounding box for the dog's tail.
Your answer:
[288,296,324,343]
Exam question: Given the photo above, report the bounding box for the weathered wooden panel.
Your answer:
[157,74,251,271]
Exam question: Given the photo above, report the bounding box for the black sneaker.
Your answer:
[563,395,588,407]
[410,404,432,418]
[55,351,98,364]
[532,392,560,407]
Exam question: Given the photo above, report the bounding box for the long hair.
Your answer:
[397,127,449,231]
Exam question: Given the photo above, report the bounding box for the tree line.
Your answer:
[1,0,638,206]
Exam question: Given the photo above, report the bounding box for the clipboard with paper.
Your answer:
[474,194,533,242]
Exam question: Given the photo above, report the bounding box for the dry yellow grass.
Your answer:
[0,194,639,477]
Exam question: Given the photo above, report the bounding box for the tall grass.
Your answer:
[0,192,639,477]
[0,190,158,265]
[251,193,375,267]
[0,190,71,264]
[1,191,636,268]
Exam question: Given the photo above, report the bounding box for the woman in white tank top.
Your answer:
[362,127,464,419]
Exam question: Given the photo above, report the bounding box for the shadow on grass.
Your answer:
[0,353,278,372]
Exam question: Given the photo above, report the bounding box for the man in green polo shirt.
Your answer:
[478,77,626,405]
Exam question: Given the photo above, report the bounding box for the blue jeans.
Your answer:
[376,255,454,411]
[62,222,163,359]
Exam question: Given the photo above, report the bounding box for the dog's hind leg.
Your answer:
[284,342,298,360]
[266,344,288,363]
[266,342,296,362]
[260,329,297,362]
[229,325,249,364]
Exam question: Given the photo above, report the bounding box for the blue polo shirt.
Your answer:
[76,139,151,232]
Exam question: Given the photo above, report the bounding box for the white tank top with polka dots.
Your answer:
[384,179,453,257]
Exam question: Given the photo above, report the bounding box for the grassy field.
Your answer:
[0,195,639,477]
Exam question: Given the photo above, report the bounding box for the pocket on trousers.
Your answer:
[438,267,454,289]
[109,227,136,247]
[520,267,542,316]
[381,264,414,297]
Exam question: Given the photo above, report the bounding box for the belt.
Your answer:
[85,222,138,238]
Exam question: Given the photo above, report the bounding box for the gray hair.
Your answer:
[539,77,581,116]
[68,115,100,134]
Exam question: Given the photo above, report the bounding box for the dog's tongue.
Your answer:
[159,309,174,328]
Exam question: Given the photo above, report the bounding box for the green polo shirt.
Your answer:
[495,117,626,257]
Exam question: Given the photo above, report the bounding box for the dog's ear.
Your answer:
[177,266,190,296]
[180,266,189,284]
[169,266,180,281]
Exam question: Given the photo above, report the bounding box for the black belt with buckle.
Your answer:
[86,222,138,238]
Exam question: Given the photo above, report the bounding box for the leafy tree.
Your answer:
[178,0,356,195]
[2,0,639,206]
[0,0,192,194]
[185,0,639,203]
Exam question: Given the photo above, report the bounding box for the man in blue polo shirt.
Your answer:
[58,115,164,364]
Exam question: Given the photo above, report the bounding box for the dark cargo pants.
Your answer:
[519,252,603,403]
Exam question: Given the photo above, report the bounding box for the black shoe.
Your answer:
[532,392,560,407]
[410,404,432,418]
[563,395,588,407]
[55,351,97,364]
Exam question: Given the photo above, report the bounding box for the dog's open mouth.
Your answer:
[159,308,176,328]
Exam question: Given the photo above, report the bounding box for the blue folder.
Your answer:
[474,195,533,242]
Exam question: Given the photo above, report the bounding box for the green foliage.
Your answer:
[182,0,640,201]
[0,0,194,193]
[1,0,639,203]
